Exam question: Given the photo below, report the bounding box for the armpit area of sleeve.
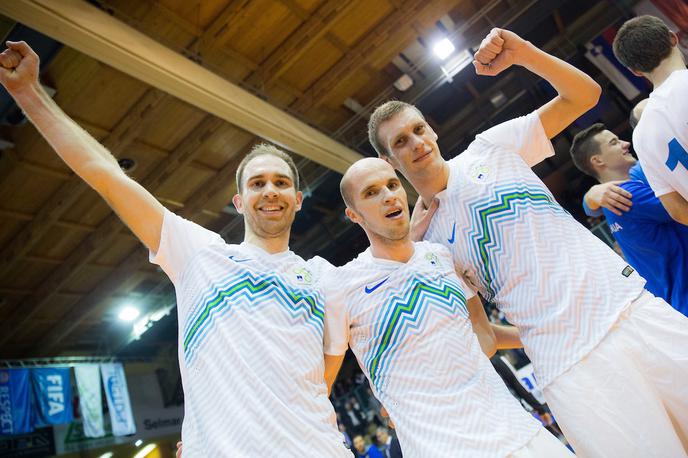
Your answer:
[523,111,555,167]
[148,209,177,283]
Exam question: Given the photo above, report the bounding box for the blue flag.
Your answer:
[31,368,73,426]
[0,369,33,436]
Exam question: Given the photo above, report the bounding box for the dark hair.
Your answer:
[235,143,299,192]
[570,123,606,178]
[613,16,673,73]
[368,100,426,156]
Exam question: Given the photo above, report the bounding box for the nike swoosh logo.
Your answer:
[448,222,456,244]
[228,255,251,263]
[364,277,389,294]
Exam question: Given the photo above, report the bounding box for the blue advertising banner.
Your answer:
[100,363,135,436]
[0,369,33,436]
[31,368,73,426]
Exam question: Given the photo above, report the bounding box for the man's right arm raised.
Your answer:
[0,41,164,252]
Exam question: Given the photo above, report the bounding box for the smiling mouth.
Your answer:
[258,205,285,214]
[413,151,431,163]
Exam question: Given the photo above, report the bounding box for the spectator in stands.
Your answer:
[352,435,384,458]
[375,427,392,455]
[613,15,688,223]
[343,401,366,436]
[570,121,688,314]
[338,418,353,449]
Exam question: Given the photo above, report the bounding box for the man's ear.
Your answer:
[345,206,360,224]
[590,153,604,168]
[670,31,678,47]
[295,190,303,212]
[232,193,244,215]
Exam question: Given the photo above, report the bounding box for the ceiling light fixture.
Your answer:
[433,38,455,60]
[118,305,140,322]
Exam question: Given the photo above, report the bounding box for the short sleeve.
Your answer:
[149,209,224,284]
[633,112,676,198]
[433,242,478,299]
[320,270,350,356]
[475,111,555,167]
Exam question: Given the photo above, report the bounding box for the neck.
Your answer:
[369,235,415,263]
[597,167,631,183]
[412,161,450,207]
[243,225,290,254]
[647,51,685,88]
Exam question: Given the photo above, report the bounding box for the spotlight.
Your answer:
[433,38,455,60]
[118,305,140,322]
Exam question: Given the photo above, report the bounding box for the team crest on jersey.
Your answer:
[468,163,492,183]
[293,267,313,284]
[425,252,440,267]
[609,222,622,233]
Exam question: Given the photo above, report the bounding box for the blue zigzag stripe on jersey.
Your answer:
[364,276,468,393]
[466,184,568,299]
[182,272,325,364]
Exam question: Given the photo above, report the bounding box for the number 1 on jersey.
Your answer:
[666,138,688,171]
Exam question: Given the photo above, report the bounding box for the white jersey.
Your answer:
[323,241,541,457]
[424,111,646,388]
[150,210,349,457]
[633,69,688,199]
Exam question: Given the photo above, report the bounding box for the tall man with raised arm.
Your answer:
[324,157,573,457]
[367,28,688,457]
[0,41,350,457]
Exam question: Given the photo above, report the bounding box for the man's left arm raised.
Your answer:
[474,28,601,139]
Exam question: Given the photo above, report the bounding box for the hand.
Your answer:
[409,196,439,242]
[473,28,527,76]
[586,181,632,216]
[0,41,40,94]
[176,441,183,458]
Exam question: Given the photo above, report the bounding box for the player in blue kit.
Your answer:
[571,123,688,314]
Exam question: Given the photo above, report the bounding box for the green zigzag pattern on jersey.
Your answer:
[183,274,324,358]
[367,280,467,388]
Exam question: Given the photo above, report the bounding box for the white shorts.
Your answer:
[508,429,573,457]
[544,291,688,458]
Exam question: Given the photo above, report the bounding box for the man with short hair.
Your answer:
[324,157,572,457]
[570,123,688,313]
[367,27,688,456]
[352,435,384,458]
[0,41,350,456]
[613,15,688,224]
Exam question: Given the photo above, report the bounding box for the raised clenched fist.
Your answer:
[473,28,528,77]
[0,41,40,94]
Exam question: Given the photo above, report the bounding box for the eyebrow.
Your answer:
[246,173,292,182]
[360,184,377,196]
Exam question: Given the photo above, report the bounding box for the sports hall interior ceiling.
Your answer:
[0,0,641,361]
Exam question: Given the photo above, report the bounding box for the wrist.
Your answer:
[12,80,44,103]
[514,40,539,68]
[584,193,600,210]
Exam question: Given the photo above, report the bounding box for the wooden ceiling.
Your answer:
[0,0,630,359]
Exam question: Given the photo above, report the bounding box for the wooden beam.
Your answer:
[36,138,257,351]
[0,0,362,173]
[247,0,358,87]
[0,89,166,280]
